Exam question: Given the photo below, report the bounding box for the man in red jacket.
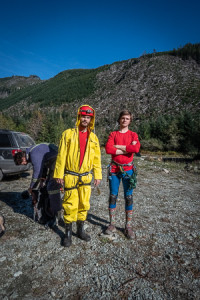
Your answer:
[105,110,140,239]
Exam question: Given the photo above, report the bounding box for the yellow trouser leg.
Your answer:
[63,189,79,223]
[62,185,91,223]
[77,185,91,221]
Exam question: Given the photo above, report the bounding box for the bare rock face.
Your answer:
[0,152,199,299]
[91,56,200,124]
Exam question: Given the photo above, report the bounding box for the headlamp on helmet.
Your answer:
[79,106,94,116]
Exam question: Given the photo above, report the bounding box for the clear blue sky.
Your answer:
[0,0,199,80]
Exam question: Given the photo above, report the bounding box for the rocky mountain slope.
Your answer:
[92,55,200,119]
[1,54,200,127]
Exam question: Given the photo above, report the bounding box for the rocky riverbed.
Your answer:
[0,152,200,300]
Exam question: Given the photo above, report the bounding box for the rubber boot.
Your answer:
[63,223,72,247]
[77,220,91,242]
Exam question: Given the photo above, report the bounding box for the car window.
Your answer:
[0,134,12,147]
[14,133,35,147]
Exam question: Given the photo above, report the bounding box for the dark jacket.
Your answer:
[26,143,58,189]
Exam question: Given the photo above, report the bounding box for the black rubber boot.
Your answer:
[63,223,72,247]
[77,220,91,242]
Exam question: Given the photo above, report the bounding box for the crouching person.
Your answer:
[54,105,102,247]
[14,143,62,227]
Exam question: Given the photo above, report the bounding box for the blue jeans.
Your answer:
[109,169,134,210]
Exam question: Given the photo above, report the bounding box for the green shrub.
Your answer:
[141,138,164,152]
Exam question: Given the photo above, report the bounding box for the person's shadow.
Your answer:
[53,213,110,245]
[0,189,123,244]
[0,191,33,218]
[87,213,125,234]
[87,213,109,232]
[0,172,33,216]
[0,190,65,243]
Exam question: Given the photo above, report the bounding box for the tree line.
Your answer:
[168,43,200,64]
[0,110,199,156]
[134,111,200,155]
[143,43,200,64]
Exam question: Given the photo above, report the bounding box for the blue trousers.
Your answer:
[109,170,134,210]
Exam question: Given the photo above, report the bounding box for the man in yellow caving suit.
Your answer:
[54,105,102,247]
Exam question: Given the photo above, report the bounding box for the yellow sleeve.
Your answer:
[53,130,69,179]
[93,135,102,180]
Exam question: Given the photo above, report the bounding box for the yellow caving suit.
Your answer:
[53,105,102,223]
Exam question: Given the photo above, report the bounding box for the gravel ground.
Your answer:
[0,152,200,300]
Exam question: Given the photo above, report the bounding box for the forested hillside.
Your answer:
[0,43,200,155]
[0,75,41,99]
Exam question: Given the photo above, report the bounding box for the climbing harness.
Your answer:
[111,160,134,167]
[107,161,138,189]
[64,170,92,191]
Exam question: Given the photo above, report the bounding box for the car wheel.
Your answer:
[0,169,3,181]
